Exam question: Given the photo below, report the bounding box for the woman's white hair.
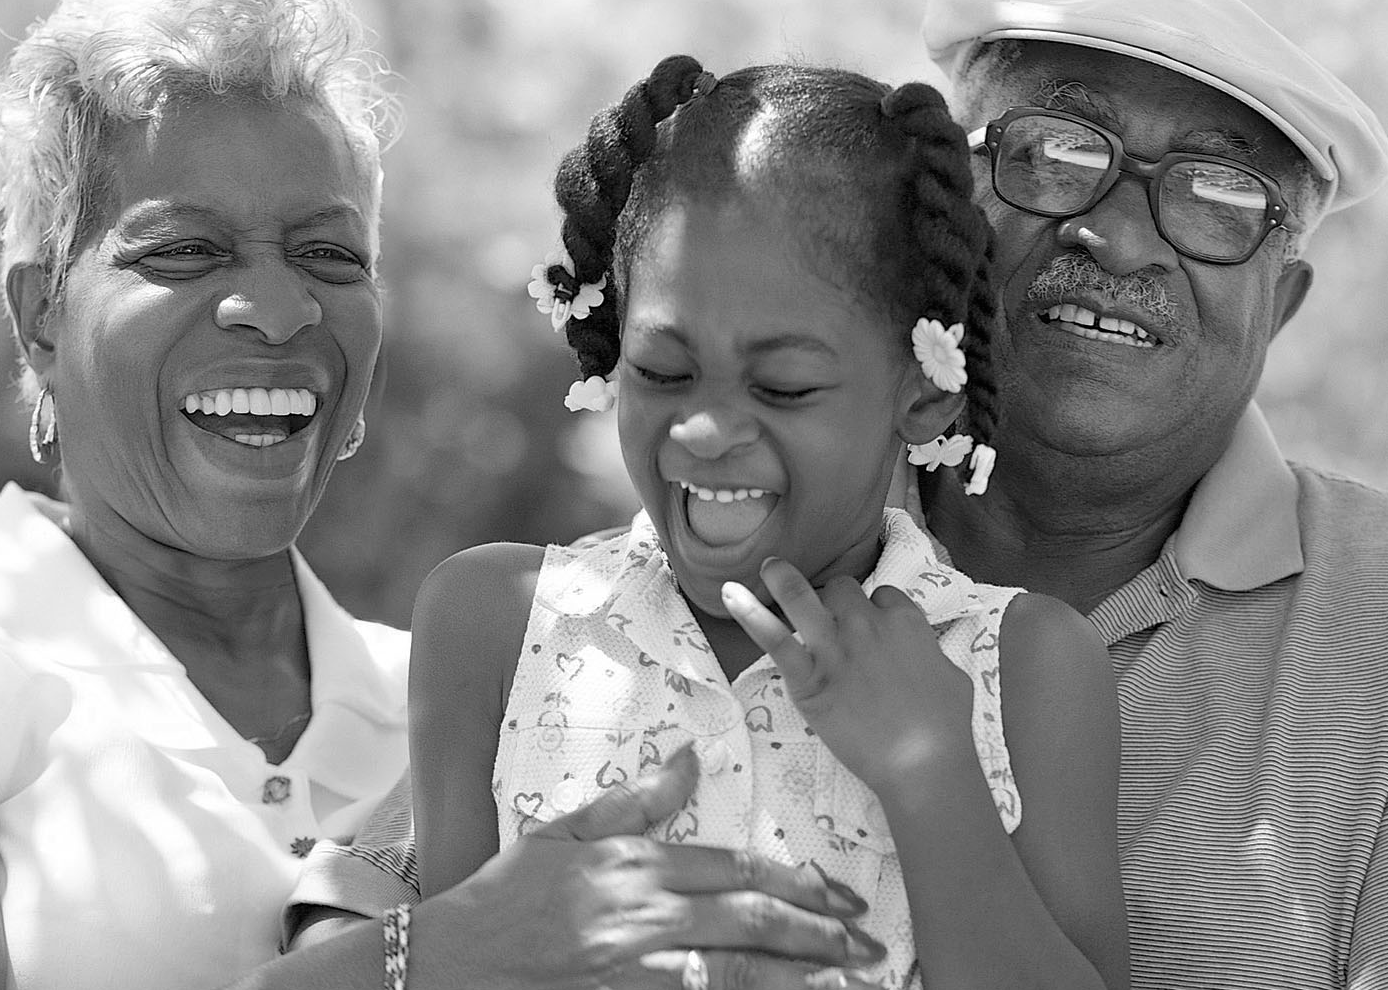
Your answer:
[1,0,401,395]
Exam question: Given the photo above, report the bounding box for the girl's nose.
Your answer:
[668,409,758,460]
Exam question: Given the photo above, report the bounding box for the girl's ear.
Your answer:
[6,264,56,374]
[896,367,966,445]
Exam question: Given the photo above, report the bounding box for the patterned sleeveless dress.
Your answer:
[492,508,1022,989]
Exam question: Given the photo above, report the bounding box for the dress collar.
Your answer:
[543,508,996,672]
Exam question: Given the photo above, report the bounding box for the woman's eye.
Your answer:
[136,242,226,277]
[294,245,369,283]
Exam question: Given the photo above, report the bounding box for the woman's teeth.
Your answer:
[680,481,767,503]
[180,387,318,448]
[181,387,317,416]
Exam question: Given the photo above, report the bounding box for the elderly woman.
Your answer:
[0,0,409,984]
[1,3,886,989]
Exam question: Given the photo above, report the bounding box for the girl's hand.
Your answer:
[720,557,975,796]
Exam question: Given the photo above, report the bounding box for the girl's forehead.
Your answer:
[624,200,899,357]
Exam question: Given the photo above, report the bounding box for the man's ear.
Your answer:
[6,264,56,373]
[897,372,966,446]
[1271,259,1313,340]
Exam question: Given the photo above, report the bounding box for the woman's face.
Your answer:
[41,96,382,558]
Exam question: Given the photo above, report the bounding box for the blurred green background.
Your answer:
[2,0,1385,629]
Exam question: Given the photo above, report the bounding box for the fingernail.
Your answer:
[845,925,886,964]
[759,556,783,575]
[720,581,755,609]
[822,877,869,915]
[804,969,883,990]
[810,971,885,990]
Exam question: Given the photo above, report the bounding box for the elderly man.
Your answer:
[919,0,1388,987]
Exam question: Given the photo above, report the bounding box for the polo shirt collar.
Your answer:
[1171,403,1303,591]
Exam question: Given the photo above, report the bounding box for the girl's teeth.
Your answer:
[681,481,769,502]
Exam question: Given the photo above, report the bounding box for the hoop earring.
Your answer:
[337,416,366,461]
[28,383,58,464]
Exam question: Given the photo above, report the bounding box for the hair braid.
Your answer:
[958,224,1000,452]
[881,82,1000,477]
[551,54,708,379]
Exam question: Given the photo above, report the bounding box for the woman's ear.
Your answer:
[6,264,56,374]
[896,368,966,445]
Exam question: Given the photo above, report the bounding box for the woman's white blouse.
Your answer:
[0,483,409,990]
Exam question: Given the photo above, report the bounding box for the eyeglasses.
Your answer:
[969,107,1301,265]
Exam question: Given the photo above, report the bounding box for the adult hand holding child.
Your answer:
[413,743,886,990]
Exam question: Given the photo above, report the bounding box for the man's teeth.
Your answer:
[1043,304,1154,347]
[679,481,768,503]
[181,387,317,416]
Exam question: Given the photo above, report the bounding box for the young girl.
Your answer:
[410,57,1129,990]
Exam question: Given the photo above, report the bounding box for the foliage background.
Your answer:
[2,0,1385,628]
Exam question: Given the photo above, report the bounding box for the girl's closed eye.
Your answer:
[753,380,824,403]
[630,362,691,387]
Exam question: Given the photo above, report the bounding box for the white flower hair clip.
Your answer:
[527,247,608,332]
[912,318,967,393]
[963,442,997,496]
[564,375,620,413]
[907,433,973,470]
[906,316,997,496]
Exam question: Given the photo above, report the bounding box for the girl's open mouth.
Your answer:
[680,480,778,546]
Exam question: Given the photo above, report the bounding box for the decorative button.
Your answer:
[290,836,317,858]
[262,775,292,805]
[865,801,891,836]
[696,738,732,775]
[551,777,585,813]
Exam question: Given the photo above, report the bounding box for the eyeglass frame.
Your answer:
[967,106,1302,265]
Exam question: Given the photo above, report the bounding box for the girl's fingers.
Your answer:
[758,557,841,653]
[720,579,816,684]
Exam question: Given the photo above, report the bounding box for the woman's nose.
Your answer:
[668,409,759,460]
[214,263,322,344]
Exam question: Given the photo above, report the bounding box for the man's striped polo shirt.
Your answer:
[1090,406,1387,989]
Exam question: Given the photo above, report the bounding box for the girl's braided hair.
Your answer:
[548,54,999,469]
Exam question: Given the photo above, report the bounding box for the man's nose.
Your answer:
[1056,179,1181,277]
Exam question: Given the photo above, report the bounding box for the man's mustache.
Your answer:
[1025,252,1179,329]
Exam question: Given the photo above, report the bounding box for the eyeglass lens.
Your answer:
[994,114,1272,261]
